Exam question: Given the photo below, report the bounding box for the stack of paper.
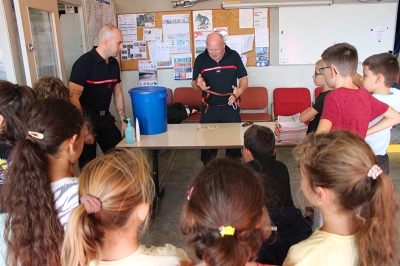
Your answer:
[275,113,307,142]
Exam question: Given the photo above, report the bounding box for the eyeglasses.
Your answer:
[318,66,338,75]
[314,71,324,76]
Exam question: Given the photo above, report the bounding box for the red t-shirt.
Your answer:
[320,87,388,138]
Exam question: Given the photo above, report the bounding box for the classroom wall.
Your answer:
[113,0,397,119]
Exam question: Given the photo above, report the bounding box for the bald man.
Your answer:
[192,32,248,166]
[69,24,127,169]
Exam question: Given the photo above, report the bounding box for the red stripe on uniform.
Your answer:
[86,79,118,84]
[201,65,237,74]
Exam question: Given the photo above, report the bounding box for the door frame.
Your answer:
[14,0,66,86]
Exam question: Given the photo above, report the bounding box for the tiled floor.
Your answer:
[141,147,400,250]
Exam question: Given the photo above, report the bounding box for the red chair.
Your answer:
[314,87,323,99]
[272,87,311,120]
[166,88,173,106]
[173,87,202,122]
[240,87,272,122]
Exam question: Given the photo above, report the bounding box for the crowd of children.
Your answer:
[0,41,399,266]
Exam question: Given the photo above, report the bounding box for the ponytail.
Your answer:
[205,236,251,266]
[61,204,103,266]
[357,173,400,266]
[2,139,64,266]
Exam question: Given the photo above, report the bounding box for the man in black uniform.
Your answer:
[69,24,127,169]
[192,32,248,166]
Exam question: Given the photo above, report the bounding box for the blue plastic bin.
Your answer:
[128,86,168,135]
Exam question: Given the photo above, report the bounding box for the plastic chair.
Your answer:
[272,87,311,120]
[240,87,271,122]
[173,87,202,122]
[166,88,173,106]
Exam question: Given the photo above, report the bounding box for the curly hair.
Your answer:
[180,157,271,266]
[294,131,400,266]
[61,148,154,266]
[1,98,84,266]
[32,76,69,100]
[0,80,36,145]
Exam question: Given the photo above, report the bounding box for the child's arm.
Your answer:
[353,72,363,87]
[367,106,400,136]
[316,119,332,134]
[299,107,318,122]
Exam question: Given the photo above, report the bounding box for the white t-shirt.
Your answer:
[365,88,400,155]
[90,244,191,266]
[50,177,79,230]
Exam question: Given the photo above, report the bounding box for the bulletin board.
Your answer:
[211,9,270,67]
[278,3,397,65]
[118,10,192,71]
[118,9,270,70]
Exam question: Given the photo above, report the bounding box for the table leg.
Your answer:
[151,150,165,215]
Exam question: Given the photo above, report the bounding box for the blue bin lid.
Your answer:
[129,86,166,94]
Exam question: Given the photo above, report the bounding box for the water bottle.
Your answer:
[124,118,135,144]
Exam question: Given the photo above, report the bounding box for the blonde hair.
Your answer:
[315,59,323,69]
[294,131,400,266]
[61,148,154,266]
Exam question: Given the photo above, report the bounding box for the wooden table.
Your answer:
[116,122,297,210]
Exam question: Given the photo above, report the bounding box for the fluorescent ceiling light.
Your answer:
[221,0,334,9]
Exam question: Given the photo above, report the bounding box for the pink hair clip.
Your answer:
[367,164,382,180]
[187,186,194,200]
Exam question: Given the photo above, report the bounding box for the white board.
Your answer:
[279,3,397,65]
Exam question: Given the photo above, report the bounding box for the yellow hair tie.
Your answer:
[218,225,235,237]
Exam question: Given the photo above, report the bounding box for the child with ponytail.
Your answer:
[1,98,85,266]
[180,157,276,266]
[283,130,400,266]
[61,148,192,266]
[0,80,36,192]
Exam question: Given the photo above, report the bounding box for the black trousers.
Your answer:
[200,104,242,166]
[79,114,122,169]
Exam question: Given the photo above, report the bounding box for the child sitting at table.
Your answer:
[61,148,192,266]
[360,52,400,174]
[180,157,275,266]
[315,43,400,137]
[299,59,333,133]
[283,130,400,265]
[243,125,312,265]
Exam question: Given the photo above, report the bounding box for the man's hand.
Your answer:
[195,74,210,91]
[229,85,240,106]
[120,121,128,137]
